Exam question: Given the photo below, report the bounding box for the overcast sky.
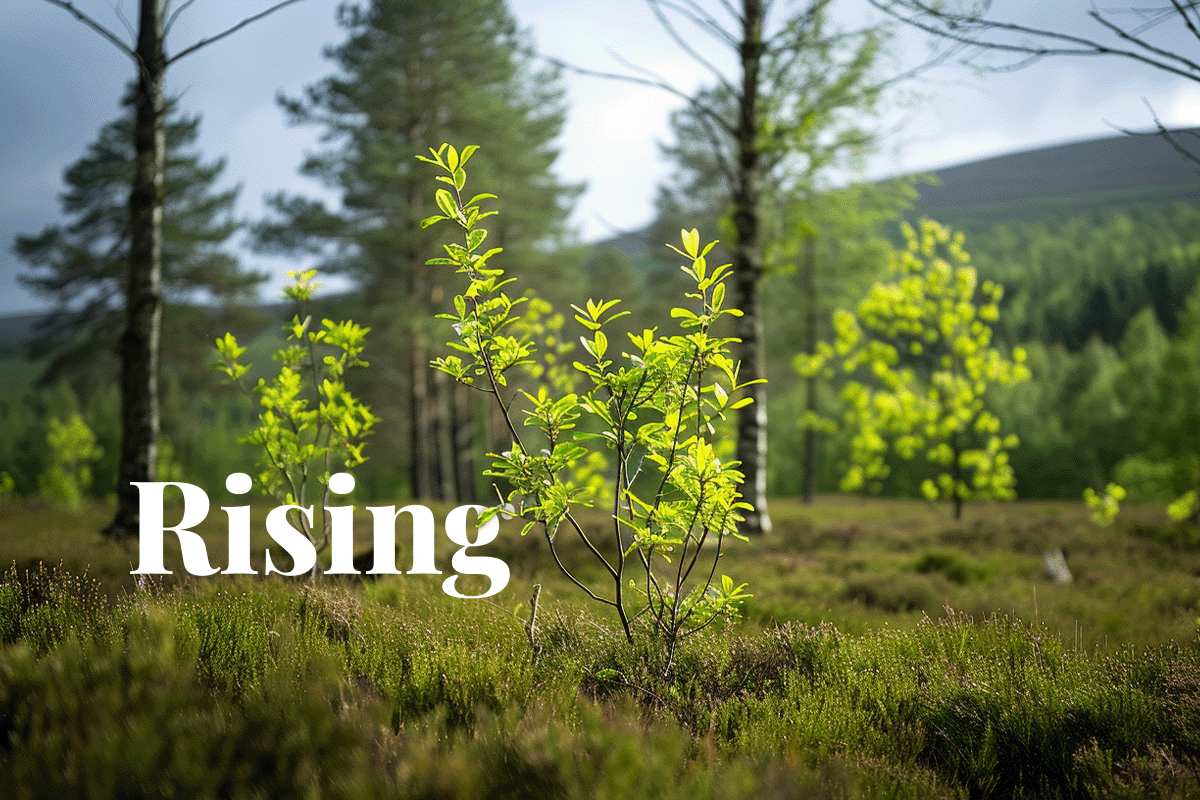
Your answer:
[1,0,1198,315]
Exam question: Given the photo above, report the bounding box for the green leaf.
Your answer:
[681,228,699,258]
[435,188,457,220]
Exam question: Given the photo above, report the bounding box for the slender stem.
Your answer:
[167,0,308,64]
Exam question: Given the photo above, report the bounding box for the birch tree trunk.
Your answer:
[731,0,771,534]
[104,0,164,539]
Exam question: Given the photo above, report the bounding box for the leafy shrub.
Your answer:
[420,143,755,659]
[214,270,376,577]
[36,414,102,510]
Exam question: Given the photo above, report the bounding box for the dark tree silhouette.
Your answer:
[42,0,306,539]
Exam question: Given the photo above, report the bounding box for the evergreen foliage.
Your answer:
[253,0,581,502]
[13,85,260,390]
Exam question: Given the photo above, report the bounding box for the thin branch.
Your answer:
[42,0,136,60]
[868,0,1200,83]
[168,0,306,64]
[528,49,735,136]
[648,0,738,52]
[164,0,196,36]
[565,511,620,581]
[110,0,136,43]
[1170,0,1200,44]
[1087,7,1200,77]
[544,528,620,608]
[1112,98,1200,170]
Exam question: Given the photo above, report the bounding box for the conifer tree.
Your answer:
[39,0,304,539]
[15,87,259,391]
[254,0,580,501]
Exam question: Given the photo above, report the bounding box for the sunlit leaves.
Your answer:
[807,219,1028,511]
[212,272,377,563]
[423,147,753,645]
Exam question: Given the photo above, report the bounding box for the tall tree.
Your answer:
[649,2,895,522]
[253,0,580,502]
[41,0,307,539]
[15,88,259,391]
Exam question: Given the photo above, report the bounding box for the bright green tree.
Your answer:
[254,0,580,503]
[803,219,1030,519]
[214,270,377,577]
[37,414,103,511]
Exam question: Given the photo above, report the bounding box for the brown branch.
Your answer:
[168,0,306,64]
[42,0,137,60]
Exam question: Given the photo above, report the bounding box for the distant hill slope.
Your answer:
[910,129,1200,223]
[3,132,1198,351]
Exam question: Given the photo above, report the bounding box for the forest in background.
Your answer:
[3,129,1198,511]
[2,0,1199,533]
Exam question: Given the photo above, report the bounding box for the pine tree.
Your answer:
[254,0,581,502]
[40,0,303,540]
[15,86,259,392]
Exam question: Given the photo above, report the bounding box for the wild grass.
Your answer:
[0,495,1197,797]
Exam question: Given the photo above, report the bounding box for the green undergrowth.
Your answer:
[0,564,1197,798]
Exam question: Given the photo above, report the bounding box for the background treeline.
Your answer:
[3,0,1199,513]
[6,195,1200,507]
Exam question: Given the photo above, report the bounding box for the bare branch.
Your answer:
[110,0,136,43]
[42,0,136,61]
[645,0,736,91]
[867,0,1200,83]
[529,49,734,135]
[1111,98,1200,170]
[650,0,739,48]
[168,0,306,64]
[1087,7,1200,77]
[1170,0,1200,44]
[164,0,196,36]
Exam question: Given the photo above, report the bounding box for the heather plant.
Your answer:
[213,270,377,576]
[420,143,756,661]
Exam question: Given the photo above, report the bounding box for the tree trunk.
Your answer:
[801,236,821,504]
[104,0,165,539]
[951,431,964,521]
[732,0,771,534]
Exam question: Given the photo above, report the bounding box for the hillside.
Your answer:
[3,130,1198,352]
[910,128,1200,223]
